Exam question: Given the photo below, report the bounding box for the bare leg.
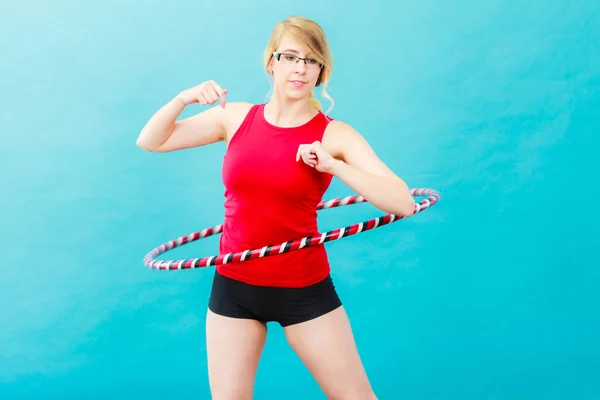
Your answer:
[206,309,267,400]
[284,306,377,400]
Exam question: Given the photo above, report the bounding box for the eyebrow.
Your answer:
[279,49,313,56]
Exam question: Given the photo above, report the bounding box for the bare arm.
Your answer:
[136,81,229,153]
[298,121,415,216]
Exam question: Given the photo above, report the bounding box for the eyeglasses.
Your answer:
[272,52,323,69]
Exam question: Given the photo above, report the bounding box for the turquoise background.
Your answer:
[2,0,599,398]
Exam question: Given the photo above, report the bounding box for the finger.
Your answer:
[198,92,208,106]
[220,88,228,108]
[302,153,317,167]
[207,81,226,107]
[202,82,221,104]
[296,145,306,162]
[305,158,316,167]
[305,150,317,159]
[202,86,218,104]
[210,82,228,108]
[208,84,223,105]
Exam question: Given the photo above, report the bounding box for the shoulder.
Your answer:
[219,101,256,143]
[323,119,357,135]
[225,101,255,113]
[220,101,255,121]
[322,119,366,158]
[200,101,254,126]
[207,101,255,128]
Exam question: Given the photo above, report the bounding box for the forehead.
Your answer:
[276,34,312,55]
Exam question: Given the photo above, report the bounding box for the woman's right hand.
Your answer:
[177,80,229,108]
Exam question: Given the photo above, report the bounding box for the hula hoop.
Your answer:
[143,188,440,271]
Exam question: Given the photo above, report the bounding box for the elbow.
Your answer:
[394,194,415,217]
[396,203,415,217]
[136,139,147,151]
[137,143,153,152]
[402,202,416,217]
[136,134,149,151]
[392,182,415,217]
[136,137,157,152]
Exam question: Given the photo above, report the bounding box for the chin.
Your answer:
[285,91,308,101]
[285,86,313,100]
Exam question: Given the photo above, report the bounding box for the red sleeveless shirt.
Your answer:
[218,103,334,288]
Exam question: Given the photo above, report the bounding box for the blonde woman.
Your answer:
[137,16,414,400]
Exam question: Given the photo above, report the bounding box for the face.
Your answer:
[269,34,323,100]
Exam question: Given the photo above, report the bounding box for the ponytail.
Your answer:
[308,91,322,111]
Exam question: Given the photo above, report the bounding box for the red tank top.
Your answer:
[218,103,334,288]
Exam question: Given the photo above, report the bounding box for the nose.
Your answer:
[293,59,307,73]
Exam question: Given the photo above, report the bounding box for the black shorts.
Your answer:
[208,270,343,327]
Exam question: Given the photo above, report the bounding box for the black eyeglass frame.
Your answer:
[272,52,324,69]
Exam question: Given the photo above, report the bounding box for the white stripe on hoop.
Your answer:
[319,233,326,244]
[322,199,335,208]
[241,250,250,261]
[260,246,268,257]
[206,256,214,266]
[279,243,287,253]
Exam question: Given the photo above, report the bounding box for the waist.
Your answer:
[218,223,330,288]
[216,244,331,288]
[222,206,319,249]
[218,198,329,287]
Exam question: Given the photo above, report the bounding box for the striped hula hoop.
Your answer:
[143,188,440,270]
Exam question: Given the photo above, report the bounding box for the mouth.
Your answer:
[289,80,307,87]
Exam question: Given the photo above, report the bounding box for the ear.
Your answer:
[267,58,275,75]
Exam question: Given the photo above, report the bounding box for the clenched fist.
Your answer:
[296,141,338,174]
[177,80,228,108]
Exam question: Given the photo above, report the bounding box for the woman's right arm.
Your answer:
[136,81,229,153]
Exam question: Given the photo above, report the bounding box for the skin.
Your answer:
[137,33,415,400]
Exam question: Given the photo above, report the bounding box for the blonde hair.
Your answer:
[263,16,335,114]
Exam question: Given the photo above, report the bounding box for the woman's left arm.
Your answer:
[298,120,415,217]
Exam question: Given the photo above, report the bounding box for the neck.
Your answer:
[264,91,317,127]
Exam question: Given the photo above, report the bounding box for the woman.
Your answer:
[137,15,414,400]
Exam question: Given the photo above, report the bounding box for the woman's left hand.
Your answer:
[296,141,338,174]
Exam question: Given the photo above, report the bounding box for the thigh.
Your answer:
[284,306,377,400]
[206,309,267,400]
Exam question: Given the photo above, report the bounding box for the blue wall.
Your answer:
[1,1,598,398]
